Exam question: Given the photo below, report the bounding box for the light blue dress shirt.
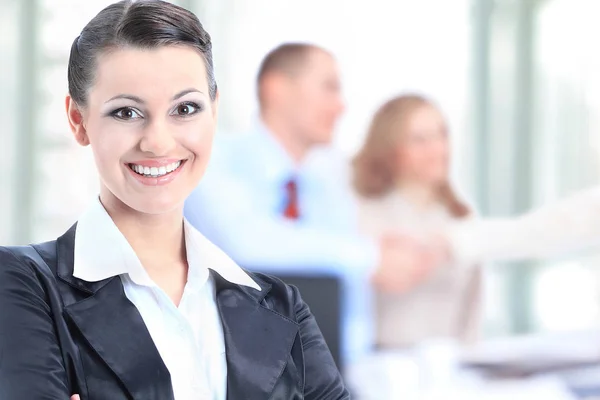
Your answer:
[184,123,378,364]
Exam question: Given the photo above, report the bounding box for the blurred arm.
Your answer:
[447,186,600,263]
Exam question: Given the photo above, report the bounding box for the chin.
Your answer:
[100,178,189,216]
[427,169,449,184]
[313,131,334,145]
[116,193,184,216]
[142,198,184,215]
[428,177,449,189]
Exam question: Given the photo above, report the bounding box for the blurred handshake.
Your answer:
[372,233,451,294]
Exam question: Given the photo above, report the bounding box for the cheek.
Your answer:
[297,88,323,120]
[316,92,337,118]
[423,147,449,179]
[439,146,451,163]
[428,143,450,166]
[87,121,134,171]
[396,146,422,172]
[181,121,215,165]
[325,92,343,114]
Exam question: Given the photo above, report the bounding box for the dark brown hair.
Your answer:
[353,94,470,218]
[68,0,217,106]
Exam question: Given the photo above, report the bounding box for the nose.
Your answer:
[428,136,449,162]
[336,96,346,115]
[327,92,345,119]
[139,119,177,156]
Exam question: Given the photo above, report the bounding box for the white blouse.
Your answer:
[73,199,261,400]
[359,191,481,348]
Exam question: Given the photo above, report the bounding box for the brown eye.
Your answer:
[121,109,134,119]
[111,107,142,121]
[172,102,201,117]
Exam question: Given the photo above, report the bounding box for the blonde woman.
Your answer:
[353,94,481,349]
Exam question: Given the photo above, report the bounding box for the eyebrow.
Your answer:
[104,88,205,104]
[172,88,204,101]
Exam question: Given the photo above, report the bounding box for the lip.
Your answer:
[125,159,186,187]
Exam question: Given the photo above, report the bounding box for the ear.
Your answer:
[260,73,289,108]
[65,95,90,146]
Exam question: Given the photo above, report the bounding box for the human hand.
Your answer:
[71,395,80,400]
[426,233,452,265]
[372,233,437,294]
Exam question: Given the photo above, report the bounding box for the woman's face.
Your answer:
[395,105,449,187]
[66,46,217,215]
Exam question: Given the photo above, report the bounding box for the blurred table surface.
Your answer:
[345,330,600,400]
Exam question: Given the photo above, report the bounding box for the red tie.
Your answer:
[282,178,300,220]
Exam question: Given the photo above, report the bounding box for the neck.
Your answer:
[260,110,310,164]
[396,181,439,210]
[99,190,186,272]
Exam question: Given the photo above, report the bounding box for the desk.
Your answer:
[345,336,599,400]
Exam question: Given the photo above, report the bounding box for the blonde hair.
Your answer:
[353,94,470,218]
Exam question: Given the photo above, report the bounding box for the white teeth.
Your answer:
[129,161,182,177]
[167,161,181,172]
[166,162,176,173]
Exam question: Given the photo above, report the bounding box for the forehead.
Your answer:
[299,49,338,77]
[91,46,209,100]
[402,106,446,134]
[407,104,441,122]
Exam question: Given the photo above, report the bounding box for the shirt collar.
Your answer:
[250,120,297,185]
[73,198,261,291]
[250,118,334,188]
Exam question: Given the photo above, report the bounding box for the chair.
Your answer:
[254,272,343,370]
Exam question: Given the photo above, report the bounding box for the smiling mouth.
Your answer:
[127,160,184,178]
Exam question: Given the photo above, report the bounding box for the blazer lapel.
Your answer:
[55,226,174,400]
[213,272,299,400]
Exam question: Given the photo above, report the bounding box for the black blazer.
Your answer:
[0,226,349,399]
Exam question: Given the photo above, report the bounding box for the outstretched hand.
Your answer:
[372,233,443,294]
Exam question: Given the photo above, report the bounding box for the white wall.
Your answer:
[196,0,473,189]
[530,0,600,331]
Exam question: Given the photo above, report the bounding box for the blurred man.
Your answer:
[184,43,422,365]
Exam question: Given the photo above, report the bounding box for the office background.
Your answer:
[1,0,599,337]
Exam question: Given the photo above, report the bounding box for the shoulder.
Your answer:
[0,246,23,266]
[0,245,34,271]
[246,272,302,318]
[356,193,388,211]
[306,147,352,182]
[0,246,44,295]
[0,242,59,281]
[198,132,255,184]
[211,132,257,165]
[356,192,396,229]
[249,271,300,301]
